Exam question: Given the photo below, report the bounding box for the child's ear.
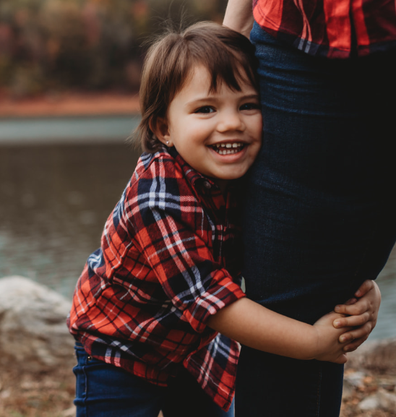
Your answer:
[150,117,173,147]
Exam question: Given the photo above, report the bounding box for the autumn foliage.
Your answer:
[0,0,227,98]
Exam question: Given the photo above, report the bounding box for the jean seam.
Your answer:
[74,348,88,417]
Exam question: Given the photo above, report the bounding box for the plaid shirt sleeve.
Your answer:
[124,153,245,333]
[253,0,396,57]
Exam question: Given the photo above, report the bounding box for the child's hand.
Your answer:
[332,280,381,352]
[312,311,350,364]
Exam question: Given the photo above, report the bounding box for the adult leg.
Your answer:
[237,351,344,417]
[162,367,234,417]
[73,343,164,417]
[236,24,396,416]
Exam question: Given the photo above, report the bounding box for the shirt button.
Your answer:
[203,181,211,189]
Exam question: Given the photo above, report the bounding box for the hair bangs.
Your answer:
[185,27,258,94]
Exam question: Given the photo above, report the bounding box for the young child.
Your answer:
[67,21,381,417]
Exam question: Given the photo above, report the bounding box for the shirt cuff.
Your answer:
[183,270,246,333]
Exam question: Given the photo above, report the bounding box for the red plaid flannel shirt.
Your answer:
[253,0,396,58]
[67,147,245,410]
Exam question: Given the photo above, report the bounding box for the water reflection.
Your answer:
[0,142,139,296]
[0,141,395,340]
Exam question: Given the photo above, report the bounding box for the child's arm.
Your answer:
[223,0,254,38]
[332,280,381,352]
[207,297,349,364]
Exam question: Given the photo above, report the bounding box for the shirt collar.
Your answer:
[166,146,221,193]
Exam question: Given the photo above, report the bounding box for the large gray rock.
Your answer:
[0,276,75,372]
[359,388,396,412]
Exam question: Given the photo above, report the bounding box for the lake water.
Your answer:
[0,117,395,341]
[0,115,141,144]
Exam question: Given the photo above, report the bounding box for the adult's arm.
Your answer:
[223,0,254,38]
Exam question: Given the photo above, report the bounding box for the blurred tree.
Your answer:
[0,0,229,98]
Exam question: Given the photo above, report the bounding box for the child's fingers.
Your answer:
[332,316,349,328]
[334,299,369,316]
[334,297,359,313]
[344,297,358,305]
[338,322,372,344]
[354,279,374,298]
[342,336,369,352]
[333,312,370,328]
[342,330,370,352]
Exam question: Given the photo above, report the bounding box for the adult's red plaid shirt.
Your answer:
[67,147,246,411]
[253,0,396,58]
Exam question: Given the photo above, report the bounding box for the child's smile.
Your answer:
[210,142,245,155]
[156,65,263,185]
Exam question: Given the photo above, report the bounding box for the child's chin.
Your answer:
[219,174,245,181]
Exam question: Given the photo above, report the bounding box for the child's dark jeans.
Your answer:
[73,343,234,417]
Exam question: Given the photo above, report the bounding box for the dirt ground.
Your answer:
[340,367,396,417]
[0,364,75,417]
[0,362,394,417]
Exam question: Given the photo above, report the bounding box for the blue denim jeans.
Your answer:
[236,23,396,416]
[73,343,234,417]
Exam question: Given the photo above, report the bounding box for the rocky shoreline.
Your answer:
[0,276,394,417]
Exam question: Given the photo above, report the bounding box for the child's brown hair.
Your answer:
[134,21,259,153]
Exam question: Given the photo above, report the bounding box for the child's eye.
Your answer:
[240,103,260,111]
[195,106,215,114]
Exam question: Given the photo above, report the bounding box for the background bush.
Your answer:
[0,0,228,98]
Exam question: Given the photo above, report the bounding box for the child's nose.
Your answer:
[217,111,245,132]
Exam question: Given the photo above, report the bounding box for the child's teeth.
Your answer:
[215,143,242,148]
[212,142,244,155]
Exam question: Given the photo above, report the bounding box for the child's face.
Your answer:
[158,65,262,184]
